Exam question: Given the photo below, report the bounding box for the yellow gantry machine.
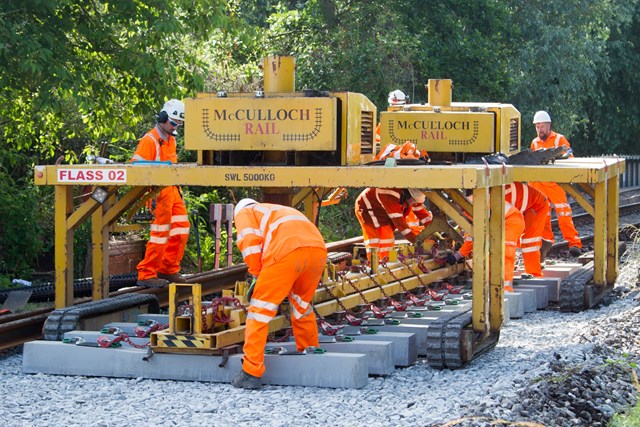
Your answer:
[34,56,624,366]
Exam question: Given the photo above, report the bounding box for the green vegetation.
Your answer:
[2,0,640,284]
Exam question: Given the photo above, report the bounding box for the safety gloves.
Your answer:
[246,275,257,302]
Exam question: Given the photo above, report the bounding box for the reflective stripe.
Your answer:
[400,228,411,236]
[251,298,279,312]
[238,227,263,240]
[150,224,171,232]
[520,236,540,244]
[169,227,190,236]
[290,292,309,310]
[362,193,381,228]
[292,304,313,319]
[506,241,518,247]
[379,238,395,244]
[521,246,541,253]
[376,189,401,199]
[146,132,162,161]
[149,236,168,244]
[241,245,262,258]
[388,213,402,219]
[172,214,189,222]
[247,312,273,323]
[554,203,571,209]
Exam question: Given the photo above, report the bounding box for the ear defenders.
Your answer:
[157,110,169,124]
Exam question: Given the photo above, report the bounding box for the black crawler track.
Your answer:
[43,293,160,341]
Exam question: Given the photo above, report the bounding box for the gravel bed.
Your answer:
[2,252,640,427]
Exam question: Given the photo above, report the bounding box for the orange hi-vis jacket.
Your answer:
[529,131,582,248]
[374,142,427,161]
[234,203,327,378]
[530,130,572,155]
[132,126,178,163]
[132,126,190,280]
[355,188,432,259]
[235,203,326,276]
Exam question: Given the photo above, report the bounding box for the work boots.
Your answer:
[540,240,553,262]
[569,246,583,257]
[157,272,188,283]
[231,370,262,389]
[136,277,169,288]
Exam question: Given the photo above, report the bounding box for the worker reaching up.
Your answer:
[355,188,433,261]
[132,99,189,288]
[505,182,550,276]
[529,111,582,256]
[231,199,328,389]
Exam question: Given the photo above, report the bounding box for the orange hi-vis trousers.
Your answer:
[520,202,550,277]
[504,206,525,291]
[355,212,395,261]
[242,247,327,378]
[529,181,582,249]
[137,186,190,280]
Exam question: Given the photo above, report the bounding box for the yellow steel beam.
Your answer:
[488,185,505,332]
[54,186,74,308]
[607,175,620,284]
[425,190,472,235]
[34,164,512,189]
[593,181,607,286]
[471,187,490,334]
[562,184,594,217]
[91,194,111,300]
[103,186,154,226]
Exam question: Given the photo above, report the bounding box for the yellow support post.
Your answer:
[488,185,505,332]
[471,187,491,334]
[593,181,607,286]
[607,174,620,284]
[91,199,109,301]
[54,186,74,308]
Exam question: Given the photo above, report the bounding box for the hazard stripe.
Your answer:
[157,334,206,348]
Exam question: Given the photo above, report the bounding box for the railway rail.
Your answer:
[0,239,360,352]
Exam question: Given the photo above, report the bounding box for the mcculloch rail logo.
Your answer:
[397,120,471,131]
[211,108,312,122]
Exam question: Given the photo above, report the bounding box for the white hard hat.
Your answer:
[388,90,407,105]
[161,99,185,122]
[408,188,425,204]
[234,198,257,218]
[532,110,551,124]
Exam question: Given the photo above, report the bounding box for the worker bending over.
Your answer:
[505,182,550,276]
[452,202,525,292]
[529,110,582,256]
[231,199,328,389]
[132,99,189,288]
[355,188,432,261]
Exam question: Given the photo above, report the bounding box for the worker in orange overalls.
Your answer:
[505,182,550,277]
[355,188,433,261]
[131,99,190,288]
[529,110,582,257]
[451,201,525,292]
[231,199,328,389]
